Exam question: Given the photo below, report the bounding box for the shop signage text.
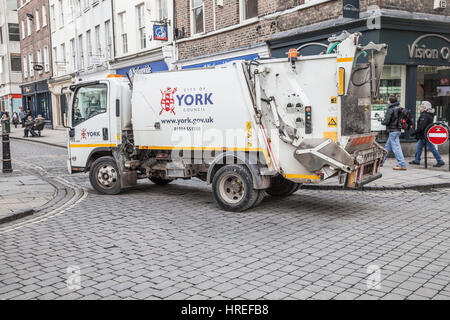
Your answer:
[408,34,450,62]
[343,0,360,19]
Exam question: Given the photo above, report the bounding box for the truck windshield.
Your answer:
[72,84,108,127]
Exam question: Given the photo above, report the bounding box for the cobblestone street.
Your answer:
[1,140,450,300]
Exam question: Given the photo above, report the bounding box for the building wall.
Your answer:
[175,0,450,62]
[18,0,53,83]
[112,0,174,70]
[175,0,341,61]
[0,0,22,112]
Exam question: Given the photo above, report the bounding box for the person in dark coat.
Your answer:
[24,115,38,137]
[381,95,407,170]
[409,101,445,167]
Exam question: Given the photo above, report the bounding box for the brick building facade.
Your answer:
[17,0,53,125]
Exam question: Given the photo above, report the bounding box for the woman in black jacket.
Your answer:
[409,101,445,167]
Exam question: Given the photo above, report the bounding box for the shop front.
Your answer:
[116,60,169,77]
[21,80,53,127]
[268,12,450,153]
[0,94,22,114]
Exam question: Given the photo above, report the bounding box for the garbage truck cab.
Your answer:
[66,31,388,212]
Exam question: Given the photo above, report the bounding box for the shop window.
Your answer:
[417,66,450,125]
[371,65,406,141]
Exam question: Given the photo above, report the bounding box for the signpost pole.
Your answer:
[1,120,13,174]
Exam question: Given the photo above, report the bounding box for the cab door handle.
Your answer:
[102,128,108,141]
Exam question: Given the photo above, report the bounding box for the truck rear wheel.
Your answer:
[89,156,122,195]
[266,175,300,197]
[150,177,173,185]
[212,165,260,212]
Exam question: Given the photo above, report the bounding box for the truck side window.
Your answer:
[72,84,108,127]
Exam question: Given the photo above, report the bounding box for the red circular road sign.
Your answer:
[427,124,449,145]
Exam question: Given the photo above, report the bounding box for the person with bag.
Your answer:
[381,95,407,170]
[12,112,19,128]
[409,101,445,168]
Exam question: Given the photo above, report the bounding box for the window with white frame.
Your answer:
[105,20,111,59]
[35,9,40,31]
[95,25,101,57]
[118,12,127,54]
[78,34,84,69]
[29,53,33,77]
[61,43,66,64]
[21,20,25,39]
[136,4,146,49]
[26,17,31,36]
[23,55,28,78]
[59,0,64,27]
[191,0,204,34]
[53,47,57,71]
[157,0,168,21]
[86,29,92,66]
[50,5,55,29]
[0,56,4,74]
[240,0,258,21]
[36,49,42,74]
[42,5,47,27]
[43,45,49,72]
[70,38,76,69]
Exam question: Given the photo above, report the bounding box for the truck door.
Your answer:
[68,82,112,171]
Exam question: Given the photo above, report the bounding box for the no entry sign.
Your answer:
[427,124,449,145]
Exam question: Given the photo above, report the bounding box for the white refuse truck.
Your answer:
[66,31,387,212]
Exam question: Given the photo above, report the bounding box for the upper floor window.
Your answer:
[118,12,128,54]
[136,4,146,49]
[21,20,25,39]
[190,0,204,35]
[35,9,40,31]
[157,0,168,20]
[11,54,22,72]
[240,0,258,21]
[50,5,56,30]
[59,0,64,27]
[8,23,20,41]
[26,17,32,36]
[42,5,47,27]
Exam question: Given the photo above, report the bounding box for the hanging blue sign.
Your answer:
[116,60,169,77]
[154,25,168,41]
[182,54,260,69]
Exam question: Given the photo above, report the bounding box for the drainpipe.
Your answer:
[110,0,117,71]
[172,0,177,69]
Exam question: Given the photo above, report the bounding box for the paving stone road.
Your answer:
[1,140,450,300]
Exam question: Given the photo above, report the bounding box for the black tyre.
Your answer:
[266,175,300,197]
[89,156,122,195]
[212,165,260,212]
[150,177,173,185]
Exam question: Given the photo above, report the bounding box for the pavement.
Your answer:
[1,139,450,300]
[0,171,56,224]
[6,125,67,148]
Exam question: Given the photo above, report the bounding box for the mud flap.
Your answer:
[121,171,138,188]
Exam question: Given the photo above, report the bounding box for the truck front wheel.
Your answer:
[212,165,260,212]
[89,156,122,195]
[266,175,300,197]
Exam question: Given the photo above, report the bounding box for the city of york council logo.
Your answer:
[160,87,177,115]
[81,128,87,140]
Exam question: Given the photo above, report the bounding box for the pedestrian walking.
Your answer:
[12,112,19,128]
[19,109,26,127]
[409,101,445,168]
[381,95,407,170]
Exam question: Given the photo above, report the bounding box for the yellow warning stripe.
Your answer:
[70,144,117,148]
[138,146,265,152]
[337,57,354,63]
[285,174,321,180]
